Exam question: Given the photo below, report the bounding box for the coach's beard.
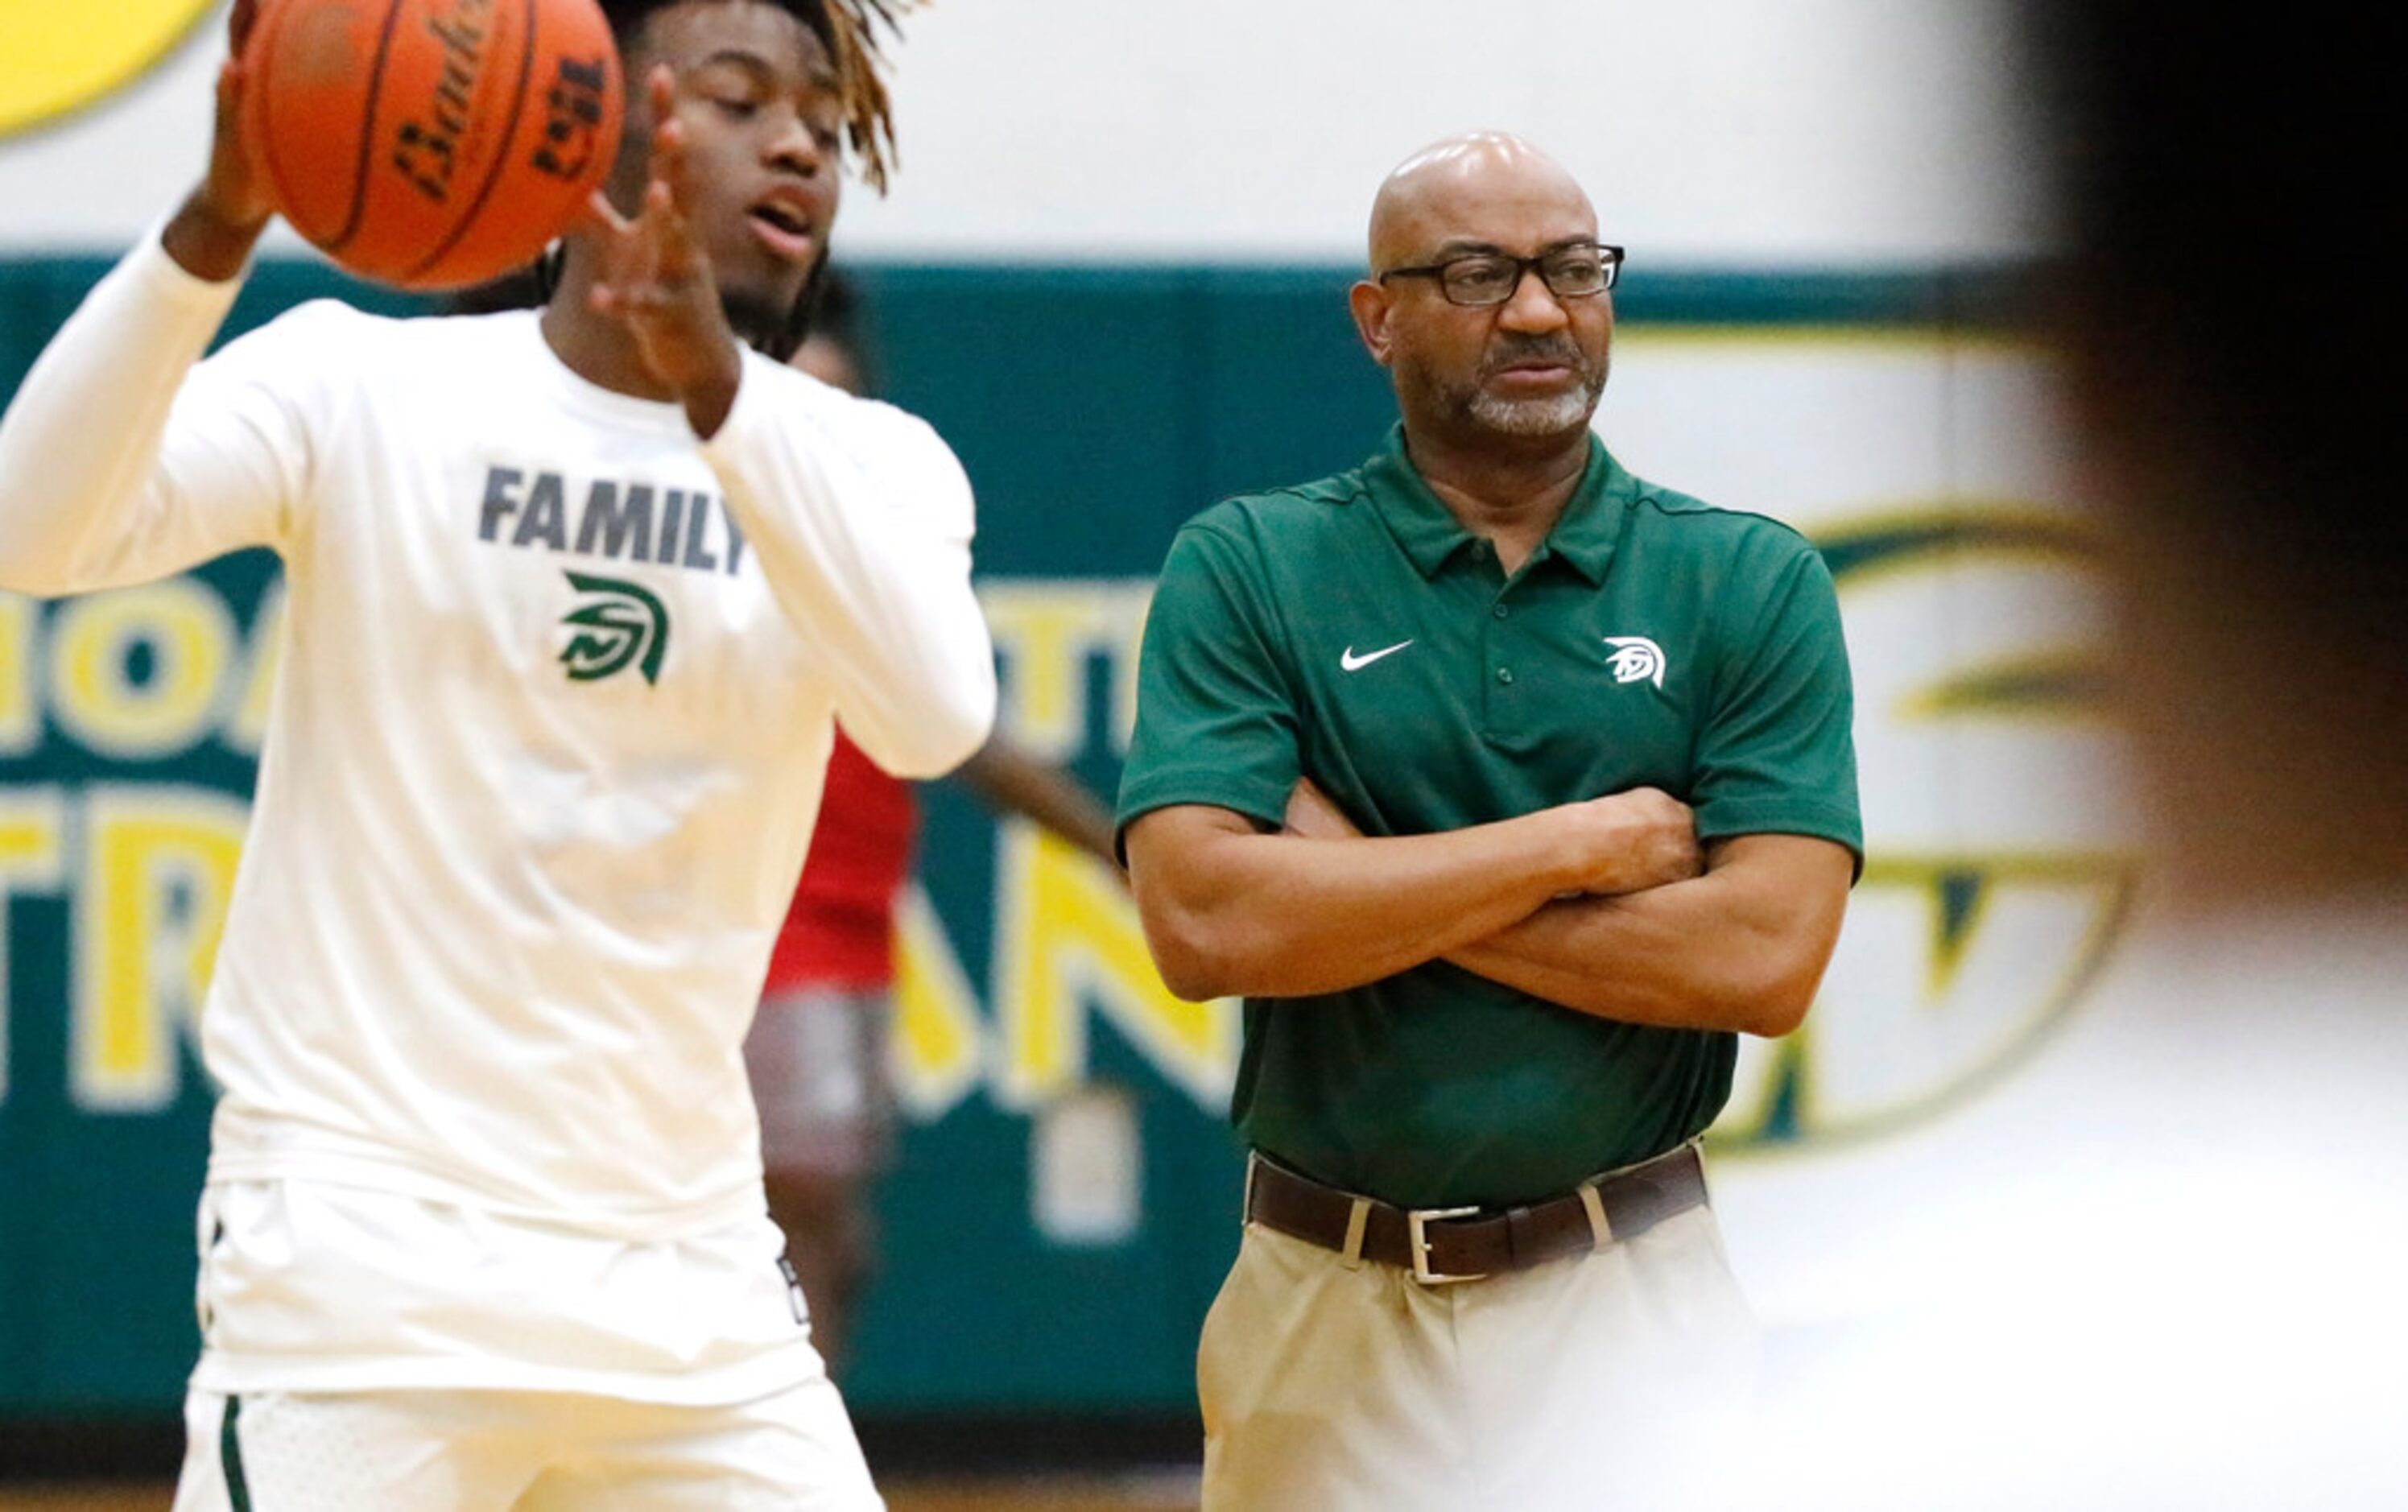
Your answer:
[1460,337,1608,437]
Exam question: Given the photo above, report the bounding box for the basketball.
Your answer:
[239,0,626,291]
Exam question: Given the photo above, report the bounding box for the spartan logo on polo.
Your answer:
[560,572,670,684]
[1602,636,1667,688]
[477,465,750,576]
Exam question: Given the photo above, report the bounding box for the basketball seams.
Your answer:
[325,0,411,256]
[244,0,621,291]
[401,0,541,287]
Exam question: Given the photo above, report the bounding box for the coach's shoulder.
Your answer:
[1184,459,1376,547]
[1625,470,1826,569]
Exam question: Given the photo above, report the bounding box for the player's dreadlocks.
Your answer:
[601,0,920,192]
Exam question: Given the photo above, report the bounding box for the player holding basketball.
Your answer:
[1118,134,1861,1509]
[0,1,986,1507]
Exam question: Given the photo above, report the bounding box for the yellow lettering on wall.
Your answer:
[990,819,1237,1111]
[890,882,986,1120]
[0,594,37,757]
[226,580,287,756]
[978,580,1155,762]
[0,788,69,1105]
[49,581,234,760]
[72,787,250,1112]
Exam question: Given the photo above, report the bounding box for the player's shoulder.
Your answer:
[745,353,962,467]
[230,299,533,365]
[217,295,394,358]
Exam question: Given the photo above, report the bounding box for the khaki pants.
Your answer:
[1199,1200,1760,1511]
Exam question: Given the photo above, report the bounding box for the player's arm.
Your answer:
[1125,788,1696,1002]
[0,0,301,596]
[700,394,996,778]
[954,733,1122,868]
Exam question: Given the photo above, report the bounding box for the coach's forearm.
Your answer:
[1126,806,1594,1002]
[1448,834,1856,1037]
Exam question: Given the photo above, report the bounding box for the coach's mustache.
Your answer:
[1481,336,1590,377]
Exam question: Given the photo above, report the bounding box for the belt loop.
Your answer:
[1242,1151,1260,1227]
[1576,1179,1614,1253]
[1339,1197,1371,1270]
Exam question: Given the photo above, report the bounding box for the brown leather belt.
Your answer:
[1245,1142,1708,1284]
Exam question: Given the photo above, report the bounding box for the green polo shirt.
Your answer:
[1118,427,1861,1208]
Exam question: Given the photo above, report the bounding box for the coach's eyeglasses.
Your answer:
[1377,242,1624,307]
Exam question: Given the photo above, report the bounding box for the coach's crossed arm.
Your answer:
[1280,776,1850,1039]
[1121,785,1699,1004]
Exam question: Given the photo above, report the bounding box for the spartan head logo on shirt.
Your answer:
[560,572,670,684]
[1602,636,1667,688]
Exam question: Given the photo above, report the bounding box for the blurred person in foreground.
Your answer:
[1727,12,2408,1510]
[2037,4,2404,902]
[1118,133,1861,1510]
[751,269,1124,1377]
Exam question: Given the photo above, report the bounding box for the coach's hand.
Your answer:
[165,0,275,283]
[1565,787,1704,896]
[582,66,746,440]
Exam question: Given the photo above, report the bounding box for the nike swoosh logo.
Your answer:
[1340,639,1415,671]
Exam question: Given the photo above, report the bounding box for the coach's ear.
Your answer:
[1349,279,1395,367]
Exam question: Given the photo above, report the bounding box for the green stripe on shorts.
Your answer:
[219,1394,253,1512]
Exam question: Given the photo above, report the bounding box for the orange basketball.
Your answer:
[240,0,626,291]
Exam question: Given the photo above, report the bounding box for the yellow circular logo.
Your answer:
[0,0,221,138]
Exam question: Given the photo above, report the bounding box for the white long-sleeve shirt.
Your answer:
[0,231,994,1244]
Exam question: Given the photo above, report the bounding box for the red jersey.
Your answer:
[762,729,919,993]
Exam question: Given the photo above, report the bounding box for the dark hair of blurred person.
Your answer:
[2030,4,2406,903]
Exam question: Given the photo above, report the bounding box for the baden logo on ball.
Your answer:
[240,0,626,291]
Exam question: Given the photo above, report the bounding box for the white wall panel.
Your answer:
[0,0,2052,262]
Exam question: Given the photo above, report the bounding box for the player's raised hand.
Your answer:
[164,0,275,281]
[581,65,745,437]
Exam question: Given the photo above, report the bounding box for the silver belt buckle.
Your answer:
[1406,1204,1487,1285]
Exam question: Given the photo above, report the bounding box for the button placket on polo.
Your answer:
[1480,574,1530,745]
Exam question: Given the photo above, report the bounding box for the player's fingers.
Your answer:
[637,177,679,250]
[648,185,702,275]
[573,188,633,239]
[229,0,260,52]
[652,119,692,212]
[645,64,679,154]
